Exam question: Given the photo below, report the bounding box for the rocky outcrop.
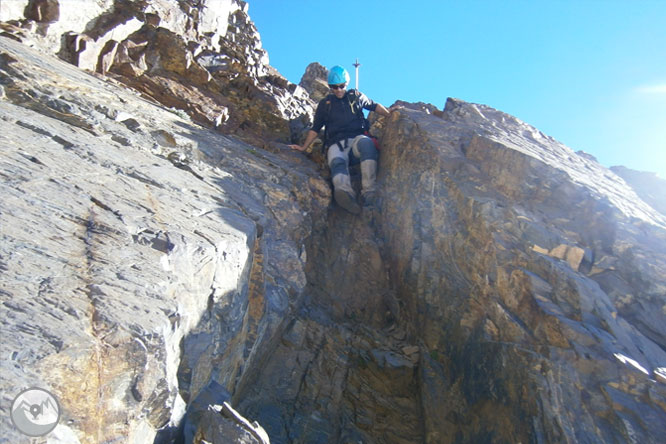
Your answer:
[298,62,330,103]
[226,99,666,443]
[0,0,315,144]
[0,35,328,443]
[2,3,665,444]
[371,99,666,442]
[192,402,270,444]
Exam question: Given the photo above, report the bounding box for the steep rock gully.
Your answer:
[230,170,425,444]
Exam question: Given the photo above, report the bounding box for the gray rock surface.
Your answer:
[2,2,666,443]
[0,35,328,443]
[193,403,270,444]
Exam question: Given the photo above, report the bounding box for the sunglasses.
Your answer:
[329,84,346,90]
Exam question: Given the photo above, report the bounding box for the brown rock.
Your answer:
[299,62,330,102]
[24,0,60,23]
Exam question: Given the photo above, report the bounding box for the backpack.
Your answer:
[323,89,379,150]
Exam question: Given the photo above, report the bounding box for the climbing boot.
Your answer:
[334,188,361,214]
[362,190,377,208]
[332,170,361,214]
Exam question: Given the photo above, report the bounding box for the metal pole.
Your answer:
[353,58,360,90]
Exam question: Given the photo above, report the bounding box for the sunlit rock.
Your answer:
[2,2,665,443]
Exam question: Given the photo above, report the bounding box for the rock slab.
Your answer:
[0,35,328,443]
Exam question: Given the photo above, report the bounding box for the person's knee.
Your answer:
[329,157,348,178]
[356,137,378,161]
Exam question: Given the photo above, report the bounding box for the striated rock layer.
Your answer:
[0,35,328,443]
[372,99,666,442]
[2,2,666,444]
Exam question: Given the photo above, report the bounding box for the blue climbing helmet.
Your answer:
[327,65,350,86]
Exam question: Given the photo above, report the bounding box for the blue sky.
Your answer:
[247,0,665,178]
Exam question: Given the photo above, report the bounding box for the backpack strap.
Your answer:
[348,90,380,149]
[346,89,370,133]
[325,90,363,121]
[323,94,334,145]
[347,90,362,119]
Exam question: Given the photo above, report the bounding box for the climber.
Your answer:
[289,65,398,214]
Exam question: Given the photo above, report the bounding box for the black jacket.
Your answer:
[311,90,377,147]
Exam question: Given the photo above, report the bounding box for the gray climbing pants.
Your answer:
[327,134,378,198]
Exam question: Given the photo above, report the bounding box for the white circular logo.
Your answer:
[10,388,61,437]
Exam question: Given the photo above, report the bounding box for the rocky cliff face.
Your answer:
[373,99,666,443]
[2,2,665,444]
[0,32,328,443]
